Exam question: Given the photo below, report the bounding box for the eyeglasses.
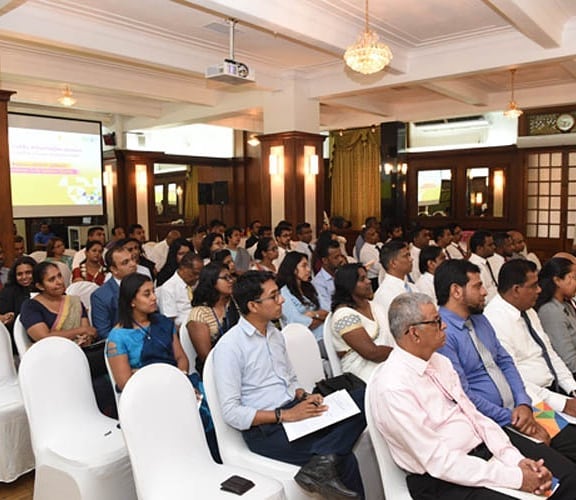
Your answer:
[253,291,282,304]
[407,318,443,331]
[217,275,235,282]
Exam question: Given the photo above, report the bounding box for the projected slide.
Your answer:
[9,114,103,218]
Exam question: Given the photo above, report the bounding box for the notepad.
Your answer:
[282,389,361,442]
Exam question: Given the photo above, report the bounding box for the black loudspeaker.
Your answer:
[381,121,406,159]
[213,181,229,205]
[198,183,213,205]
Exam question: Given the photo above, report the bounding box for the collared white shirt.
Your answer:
[446,241,468,260]
[409,244,422,282]
[373,274,416,345]
[156,270,194,327]
[293,240,315,261]
[415,272,437,305]
[148,239,169,271]
[485,294,576,412]
[273,243,293,270]
[212,316,299,431]
[370,348,524,490]
[359,241,383,280]
[487,253,505,285]
[469,253,498,302]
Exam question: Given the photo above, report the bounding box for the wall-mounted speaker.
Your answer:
[213,181,229,205]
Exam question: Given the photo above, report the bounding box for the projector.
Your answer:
[205,59,255,85]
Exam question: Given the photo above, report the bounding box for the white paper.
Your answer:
[282,389,361,442]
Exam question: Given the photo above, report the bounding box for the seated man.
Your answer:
[213,271,366,499]
[370,292,576,499]
[33,222,55,250]
[312,239,344,311]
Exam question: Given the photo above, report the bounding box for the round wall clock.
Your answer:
[556,113,575,132]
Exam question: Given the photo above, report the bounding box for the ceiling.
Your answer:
[1,0,576,134]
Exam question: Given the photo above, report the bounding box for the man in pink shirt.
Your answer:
[370,292,576,499]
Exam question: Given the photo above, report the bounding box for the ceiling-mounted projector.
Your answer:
[206,59,254,84]
[205,18,255,85]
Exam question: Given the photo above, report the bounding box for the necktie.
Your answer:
[444,249,452,260]
[520,311,559,392]
[464,319,515,409]
[457,244,467,258]
[485,260,498,287]
[308,244,314,255]
[404,281,412,293]
[407,273,415,284]
[186,285,194,302]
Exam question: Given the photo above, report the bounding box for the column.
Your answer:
[0,90,16,265]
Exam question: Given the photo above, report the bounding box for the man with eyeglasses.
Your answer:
[370,292,576,499]
[213,271,366,499]
[436,259,576,468]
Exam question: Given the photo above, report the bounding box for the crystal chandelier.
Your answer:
[58,85,77,107]
[503,69,523,118]
[344,0,392,75]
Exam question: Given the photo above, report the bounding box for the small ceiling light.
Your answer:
[344,0,392,75]
[247,134,260,147]
[503,69,523,118]
[58,85,77,107]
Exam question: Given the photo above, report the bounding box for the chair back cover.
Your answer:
[29,251,47,263]
[0,322,17,385]
[66,281,100,311]
[179,321,198,375]
[13,315,33,359]
[323,313,343,376]
[104,339,121,407]
[282,323,324,393]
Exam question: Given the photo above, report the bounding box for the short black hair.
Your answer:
[257,225,272,237]
[295,222,311,235]
[470,230,493,253]
[493,232,511,249]
[419,245,442,275]
[432,225,451,242]
[434,259,480,306]
[87,226,104,237]
[317,239,340,260]
[379,240,408,271]
[127,223,143,236]
[233,270,276,315]
[224,225,242,243]
[274,224,292,238]
[498,259,537,294]
[111,226,124,236]
[105,243,128,269]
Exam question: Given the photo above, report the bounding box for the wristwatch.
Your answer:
[314,312,320,319]
[274,407,283,424]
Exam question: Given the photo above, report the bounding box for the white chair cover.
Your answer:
[29,251,47,263]
[104,339,121,409]
[18,337,136,500]
[0,322,34,482]
[66,281,100,316]
[179,321,198,375]
[365,373,539,500]
[119,364,284,500]
[13,315,33,359]
[282,323,324,393]
[63,248,77,258]
[323,313,343,376]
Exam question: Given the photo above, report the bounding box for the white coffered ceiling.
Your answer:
[0,0,575,132]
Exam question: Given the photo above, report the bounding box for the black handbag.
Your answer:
[313,372,366,396]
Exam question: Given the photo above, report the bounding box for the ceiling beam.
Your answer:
[420,80,488,106]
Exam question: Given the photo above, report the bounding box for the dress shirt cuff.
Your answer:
[225,406,258,431]
[544,390,569,413]
[496,446,525,469]
[490,463,523,490]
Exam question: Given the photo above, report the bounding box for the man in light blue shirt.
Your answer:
[312,239,344,311]
[213,270,366,499]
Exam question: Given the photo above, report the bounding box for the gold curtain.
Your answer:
[184,165,199,223]
[330,128,381,229]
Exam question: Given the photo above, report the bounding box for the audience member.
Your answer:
[330,263,392,382]
[189,224,207,255]
[246,224,272,259]
[120,238,153,279]
[213,271,366,498]
[45,237,73,270]
[358,225,383,291]
[383,221,403,243]
[20,262,96,345]
[251,237,279,273]
[33,222,55,250]
[186,262,239,375]
[371,292,576,499]
[312,239,344,311]
[224,226,251,273]
[446,222,468,259]
[277,252,327,341]
[105,225,126,250]
[508,230,542,271]
[489,232,514,280]
[90,246,137,340]
[72,240,105,285]
[13,235,26,258]
[211,249,237,277]
[72,226,106,268]
[199,232,225,264]
[485,260,576,416]
[127,223,146,243]
[208,219,226,235]
[0,243,9,287]
[431,225,453,260]
[293,222,315,261]
[273,222,293,269]
[156,238,194,287]
[468,230,498,302]
[536,257,576,376]
[244,220,261,250]
[415,245,445,304]
[353,217,379,260]
[147,229,181,272]
[408,224,430,282]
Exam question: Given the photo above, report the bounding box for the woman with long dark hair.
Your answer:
[330,263,392,382]
[536,257,576,376]
[186,262,239,375]
[156,238,194,287]
[277,251,328,341]
[251,237,279,273]
[199,233,225,264]
[71,240,105,285]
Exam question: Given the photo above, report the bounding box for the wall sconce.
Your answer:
[384,162,394,175]
[247,134,260,147]
[475,192,483,205]
[383,161,408,175]
[307,154,319,176]
[269,154,280,176]
[135,164,148,191]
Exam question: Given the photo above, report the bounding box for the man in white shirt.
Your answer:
[468,230,499,302]
[371,292,576,499]
[358,226,383,291]
[485,259,576,419]
[431,225,453,261]
[508,230,542,271]
[488,232,514,283]
[293,222,315,261]
[147,229,181,271]
[312,240,344,311]
[415,245,445,305]
[408,225,431,282]
[157,252,203,329]
[446,223,469,260]
[272,223,293,269]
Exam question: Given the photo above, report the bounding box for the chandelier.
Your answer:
[58,85,77,107]
[344,0,392,75]
[503,69,523,118]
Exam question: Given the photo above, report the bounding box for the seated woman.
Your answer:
[45,237,73,270]
[156,238,194,287]
[330,263,392,382]
[211,249,237,277]
[106,272,219,460]
[536,257,576,376]
[186,262,239,375]
[20,262,97,346]
[251,237,279,273]
[277,251,328,341]
[199,233,225,265]
[0,256,36,353]
[72,240,105,286]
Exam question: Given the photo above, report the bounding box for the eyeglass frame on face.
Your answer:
[252,290,283,304]
[217,274,235,282]
[404,317,443,334]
